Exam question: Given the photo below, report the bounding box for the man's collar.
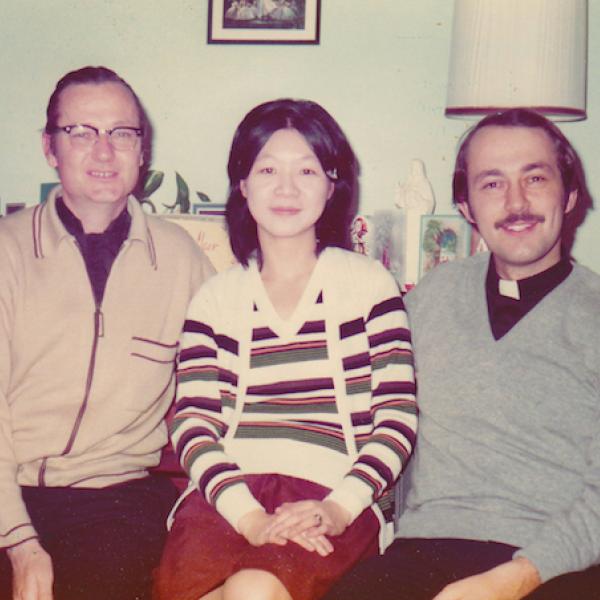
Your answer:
[56,196,131,238]
[485,254,573,340]
[33,185,154,265]
[486,256,573,302]
[55,196,84,236]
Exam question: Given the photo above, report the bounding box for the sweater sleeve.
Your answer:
[170,280,263,531]
[515,330,600,582]
[326,266,418,521]
[515,417,600,581]
[0,227,37,549]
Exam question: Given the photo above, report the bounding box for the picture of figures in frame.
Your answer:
[160,209,237,273]
[419,214,471,280]
[208,0,320,44]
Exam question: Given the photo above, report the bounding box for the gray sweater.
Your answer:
[400,252,600,582]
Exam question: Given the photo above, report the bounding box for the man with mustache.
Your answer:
[325,109,600,599]
[0,66,214,600]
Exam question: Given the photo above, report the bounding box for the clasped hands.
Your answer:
[237,499,351,557]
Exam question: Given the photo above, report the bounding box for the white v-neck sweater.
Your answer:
[171,248,417,551]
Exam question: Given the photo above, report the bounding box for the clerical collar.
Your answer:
[485,255,572,340]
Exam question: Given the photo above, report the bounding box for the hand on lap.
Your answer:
[433,558,541,600]
[238,509,287,547]
[289,533,334,557]
[8,539,54,600]
[268,499,351,541]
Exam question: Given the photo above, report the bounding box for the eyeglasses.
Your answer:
[51,124,142,151]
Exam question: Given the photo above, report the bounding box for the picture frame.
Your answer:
[469,227,489,256]
[351,211,406,288]
[208,0,321,45]
[191,202,226,216]
[6,203,26,215]
[160,212,236,273]
[40,182,59,203]
[419,214,471,280]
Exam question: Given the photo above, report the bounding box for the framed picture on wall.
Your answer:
[208,0,321,44]
[6,203,26,215]
[469,227,489,256]
[40,182,59,203]
[418,214,471,280]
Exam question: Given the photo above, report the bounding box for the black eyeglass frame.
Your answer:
[50,123,143,145]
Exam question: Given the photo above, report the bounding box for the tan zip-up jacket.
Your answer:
[0,188,215,549]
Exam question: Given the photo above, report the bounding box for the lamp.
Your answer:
[445,0,588,121]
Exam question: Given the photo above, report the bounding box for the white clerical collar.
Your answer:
[498,278,520,300]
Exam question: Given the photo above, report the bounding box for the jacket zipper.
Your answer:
[37,236,126,486]
[38,307,103,486]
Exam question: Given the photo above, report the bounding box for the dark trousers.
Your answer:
[0,475,178,600]
[322,538,600,600]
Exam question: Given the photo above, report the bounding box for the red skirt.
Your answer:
[154,474,379,600]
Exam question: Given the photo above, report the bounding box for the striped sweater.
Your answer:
[171,248,417,550]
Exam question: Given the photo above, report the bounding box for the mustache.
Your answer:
[494,213,545,229]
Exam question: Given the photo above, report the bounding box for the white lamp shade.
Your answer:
[446,0,588,121]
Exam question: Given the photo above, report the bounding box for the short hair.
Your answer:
[225,98,359,266]
[45,66,152,167]
[452,108,591,252]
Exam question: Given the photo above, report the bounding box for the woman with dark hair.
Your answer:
[155,99,417,600]
[225,98,356,265]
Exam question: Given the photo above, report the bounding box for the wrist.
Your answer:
[511,557,541,593]
[237,507,266,537]
[324,485,366,522]
[322,499,352,528]
[7,538,43,564]
[323,500,353,535]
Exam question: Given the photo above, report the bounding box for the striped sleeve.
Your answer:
[326,269,417,521]
[171,289,263,530]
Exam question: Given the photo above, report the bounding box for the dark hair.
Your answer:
[45,66,153,168]
[452,108,591,253]
[225,98,359,266]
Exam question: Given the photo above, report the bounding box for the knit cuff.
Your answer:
[214,481,265,532]
[324,476,373,524]
[514,543,570,584]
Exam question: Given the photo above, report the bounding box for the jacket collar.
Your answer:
[33,185,157,267]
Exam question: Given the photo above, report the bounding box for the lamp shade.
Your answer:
[446,0,587,121]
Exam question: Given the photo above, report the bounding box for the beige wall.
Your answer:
[1,0,598,272]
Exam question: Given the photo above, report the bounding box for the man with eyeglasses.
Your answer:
[0,66,214,600]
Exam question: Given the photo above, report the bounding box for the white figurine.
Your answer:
[395,158,435,214]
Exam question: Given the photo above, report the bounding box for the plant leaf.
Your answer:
[175,171,190,214]
[139,198,157,213]
[143,170,164,196]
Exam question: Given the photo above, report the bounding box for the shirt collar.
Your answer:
[485,254,573,340]
[56,196,130,240]
[486,255,573,303]
[34,185,156,267]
